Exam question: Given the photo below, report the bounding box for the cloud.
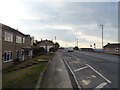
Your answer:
[0,1,118,48]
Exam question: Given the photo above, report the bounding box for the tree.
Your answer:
[54,42,60,49]
[74,46,79,50]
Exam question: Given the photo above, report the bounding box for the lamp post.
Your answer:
[100,24,103,49]
[77,38,78,47]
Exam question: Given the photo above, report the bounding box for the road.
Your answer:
[59,50,119,89]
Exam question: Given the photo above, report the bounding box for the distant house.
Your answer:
[103,43,120,55]
[94,49,104,52]
[0,23,34,69]
[80,48,94,52]
[36,40,54,52]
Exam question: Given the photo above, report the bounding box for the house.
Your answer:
[0,24,2,69]
[36,39,54,52]
[0,23,34,69]
[103,43,120,55]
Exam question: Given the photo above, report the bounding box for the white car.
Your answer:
[67,47,74,52]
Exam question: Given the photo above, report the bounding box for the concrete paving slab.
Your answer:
[40,52,73,88]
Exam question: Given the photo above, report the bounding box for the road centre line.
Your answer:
[74,66,88,72]
[62,56,81,89]
[86,64,111,83]
[94,82,107,89]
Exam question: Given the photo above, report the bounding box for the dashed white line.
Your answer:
[86,64,111,84]
[74,66,88,72]
[94,82,107,89]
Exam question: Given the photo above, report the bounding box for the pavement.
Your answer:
[40,52,73,88]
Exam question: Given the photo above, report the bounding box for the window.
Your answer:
[115,48,120,51]
[28,51,32,56]
[4,51,12,62]
[23,38,25,43]
[4,32,13,42]
[16,51,21,59]
[16,36,22,43]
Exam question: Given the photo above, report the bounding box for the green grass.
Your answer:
[3,62,48,88]
[2,52,54,88]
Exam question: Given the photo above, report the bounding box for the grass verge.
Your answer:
[3,62,48,88]
[2,52,54,88]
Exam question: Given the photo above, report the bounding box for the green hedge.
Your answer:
[33,47,45,56]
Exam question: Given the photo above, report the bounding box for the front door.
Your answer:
[22,51,25,61]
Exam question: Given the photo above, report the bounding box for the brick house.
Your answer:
[0,23,34,69]
[103,43,120,55]
[36,39,54,52]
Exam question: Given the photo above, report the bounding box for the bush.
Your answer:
[13,58,21,65]
[33,47,45,56]
[49,47,57,52]
[74,46,79,50]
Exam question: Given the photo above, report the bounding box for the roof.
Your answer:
[22,47,32,51]
[37,40,54,44]
[103,43,120,48]
[1,23,30,37]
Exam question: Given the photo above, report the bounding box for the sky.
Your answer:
[0,0,119,48]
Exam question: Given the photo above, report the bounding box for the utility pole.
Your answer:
[77,38,78,47]
[94,43,96,49]
[75,38,76,47]
[55,36,56,42]
[100,24,103,49]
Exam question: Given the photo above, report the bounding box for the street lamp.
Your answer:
[100,24,103,49]
[77,38,78,47]
[75,38,78,47]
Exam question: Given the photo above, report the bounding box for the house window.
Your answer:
[23,38,25,43]
[16,51,21,59]
[115,48,120,51]
[4,32,13,42]
[28,51,32,56]
[16,36,22,43]
[4,51,12,62]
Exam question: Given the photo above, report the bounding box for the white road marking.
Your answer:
[91,75,96,78]
[81,79,91,85]
[63,58,81,88]
[74,66,88,72]
[86,64,111,83]
[94,82,107,89]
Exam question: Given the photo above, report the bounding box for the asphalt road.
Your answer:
[59,50,119,89]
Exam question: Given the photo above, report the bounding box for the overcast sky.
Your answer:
[0,0,119,48]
